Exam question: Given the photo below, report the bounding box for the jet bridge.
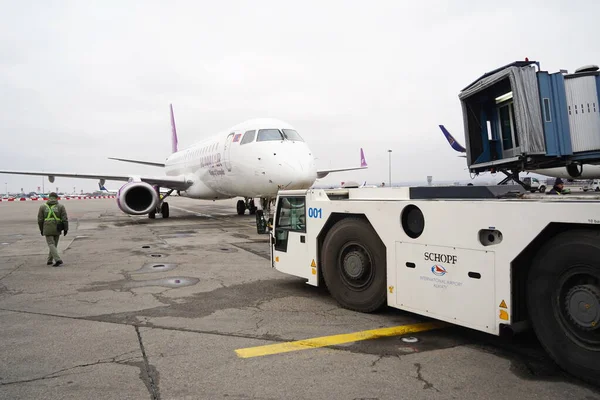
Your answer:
[460,60,600,179]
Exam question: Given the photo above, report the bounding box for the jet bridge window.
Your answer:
[257,129,284,141]
[240,130,256,145]
[282,129,304,142]
[274,196,306,252]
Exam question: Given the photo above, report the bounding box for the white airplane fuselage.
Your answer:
[529,164,600,180]
[164,118,318,200]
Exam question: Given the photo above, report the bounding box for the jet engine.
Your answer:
[566,163,583,178]
[116,181,159,215]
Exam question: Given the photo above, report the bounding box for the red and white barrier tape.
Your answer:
[0,196,116,202]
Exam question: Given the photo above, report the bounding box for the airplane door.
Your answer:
[223,133,234,171]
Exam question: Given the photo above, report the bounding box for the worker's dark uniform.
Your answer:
[37,196,68,266]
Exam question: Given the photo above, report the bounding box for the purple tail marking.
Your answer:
[170,104,178,154]
[360,148,367,167]
[439,125,466,153]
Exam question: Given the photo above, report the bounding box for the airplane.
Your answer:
[0,105,367,219]
[439,125,600,180]
[97,184,118,195]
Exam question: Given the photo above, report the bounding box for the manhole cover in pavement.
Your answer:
[401,337,419,343]
[124,276,200,289]
[131,263,178,274]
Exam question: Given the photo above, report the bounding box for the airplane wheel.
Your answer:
[236,200,246,216]
[161,202,170,218]
[321,217,387,313]
[148,211,156,219]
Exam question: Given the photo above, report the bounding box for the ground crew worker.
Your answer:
[547,178,571,195]
[37,192,68,267]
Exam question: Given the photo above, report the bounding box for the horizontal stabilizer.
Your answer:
[108,157,165,167]
[316,148,368,179]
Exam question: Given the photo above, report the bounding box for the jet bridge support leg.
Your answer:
[498,169,532,191]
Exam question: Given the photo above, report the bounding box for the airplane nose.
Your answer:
[278,156,315,189]
[293,158,317,188]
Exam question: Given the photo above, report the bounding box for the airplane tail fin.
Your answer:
[439,125,467,153]
[360,148,367,167]
[98,183,107,191]
[170,104,178,154]
[316,148,368,179]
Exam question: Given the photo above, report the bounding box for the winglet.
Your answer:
[360,148,367,167]
[439,125,466,153]
[170,104,178,154]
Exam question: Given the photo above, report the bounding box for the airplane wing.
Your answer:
[0,170,192,191]
[108,157,166,167]
[316,148,368,179]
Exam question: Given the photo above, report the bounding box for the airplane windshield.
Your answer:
[257,129,284,141]
[282,129,304,142]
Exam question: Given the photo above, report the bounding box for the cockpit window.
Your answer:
[282,129,304,142]
[240,130,255,145]
[257,129,284,141]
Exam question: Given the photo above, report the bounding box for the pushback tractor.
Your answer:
[269,185,600,384]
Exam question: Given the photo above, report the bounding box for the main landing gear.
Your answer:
[149,188,174,219]
[236,198,258,216]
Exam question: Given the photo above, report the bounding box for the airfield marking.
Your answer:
[234,321,448,358]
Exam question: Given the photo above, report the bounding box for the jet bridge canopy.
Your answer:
[459,60,600,177]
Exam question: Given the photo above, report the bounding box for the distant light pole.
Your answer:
[4,182,7,196]
[387,149,392,187]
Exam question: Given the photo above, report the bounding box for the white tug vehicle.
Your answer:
[268,60,600,384]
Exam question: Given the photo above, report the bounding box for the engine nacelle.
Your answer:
[116,181,159,215]
[567,163,583,178]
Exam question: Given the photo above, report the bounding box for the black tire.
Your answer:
[236,200,245,216]
[539,185,546,193]
[527,229,600,385]
[148,211,156,219]
[321,218,387,313]
[161,202,169,218]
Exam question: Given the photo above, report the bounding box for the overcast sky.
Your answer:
[1,0,598,193]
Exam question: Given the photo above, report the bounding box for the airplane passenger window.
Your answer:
[257,129,284,141]
[282,129,304,142]
[241,130,256,145]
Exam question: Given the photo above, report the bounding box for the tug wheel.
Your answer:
[527,229,600,385]
[321,218,387,313]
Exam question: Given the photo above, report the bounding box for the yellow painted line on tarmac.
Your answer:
[235,321,448,358]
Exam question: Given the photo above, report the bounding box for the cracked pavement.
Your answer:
[0,198,599,399]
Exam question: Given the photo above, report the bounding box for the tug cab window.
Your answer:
[257,129,284,141]
[240,130,256,145]
[274,196,306,252]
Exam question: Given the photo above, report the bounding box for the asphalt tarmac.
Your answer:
[0,196,598,400]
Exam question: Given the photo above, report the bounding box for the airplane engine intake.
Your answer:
[116,182,159,215]
[567,163,583,178]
